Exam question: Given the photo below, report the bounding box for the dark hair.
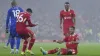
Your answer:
[11,0,17,6]
[70,26,75,30]
[65,2,70,4]
[26,8,33,13]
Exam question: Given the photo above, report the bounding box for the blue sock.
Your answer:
[10,36,15,49]
[16,37,21,50]
[6,37,10,46]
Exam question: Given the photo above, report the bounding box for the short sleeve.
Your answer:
[60,10,63,19]
[71,10,75,17]
[63,37,68,42]
[74,34,79,41]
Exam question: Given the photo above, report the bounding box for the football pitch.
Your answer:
[0,43,100,56]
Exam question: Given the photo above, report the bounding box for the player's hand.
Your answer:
[64,33,69,37]
[68,41,74,44]
[6,28,9,33]
[57,40,63,44]
[53,40,57,42]
[35,24,38,26]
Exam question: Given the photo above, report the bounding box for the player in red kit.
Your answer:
[40,26,79,55]
[16,8,37,55]
[60,2,76,36]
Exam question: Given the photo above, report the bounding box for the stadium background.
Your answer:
[0,0,100,43]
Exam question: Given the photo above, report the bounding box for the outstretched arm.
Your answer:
[60,11,63,29]
[6,11,10,29]
[6,10,10,33]
[72,10,76,25]
[72,17,75,24]
[53,40,64,44]
[27,18,37,27]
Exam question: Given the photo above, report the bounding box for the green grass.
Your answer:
[0,43,100,56]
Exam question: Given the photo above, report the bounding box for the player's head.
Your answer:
[69,26,75,34]
[26,8,33,15]
[11,0,17,7]
[64,2,70,11]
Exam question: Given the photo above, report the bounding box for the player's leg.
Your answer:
[9,28,16,54]
[10,36,15,54]
[6,37,10,46]
[40,47,59,55]
[27,29,35,54]
[59,48,68,55]
[4,36,11,48]
[22,38,28,52]
[16,29,29,55]
[58,48,77,55]
[63,27,69,36]
[21,37,28,55]
[16,37,21,49]
[48,48,59,54]
[15,35,21,54]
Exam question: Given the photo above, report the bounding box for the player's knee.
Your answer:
[60,49,67,55]
[30,33,35,38]
[24,40,28,43]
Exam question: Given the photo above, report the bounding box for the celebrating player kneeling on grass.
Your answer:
[16,8,37,55]
[40,26,79,55]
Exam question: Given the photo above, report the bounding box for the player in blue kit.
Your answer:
[6,0,23,54]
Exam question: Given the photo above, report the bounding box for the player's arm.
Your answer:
[72,17,75,24]
[57,40,64,44]
[71,37,79,44]
[71,40,79,44]
[6,10,10,33]
[72,10,76,25]
[27,17,37,27]
[53,40,64,44]
[53,37,67,44]
[60,11,63,29]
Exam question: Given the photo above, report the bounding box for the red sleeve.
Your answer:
[26,15,36,27]
[60,10,63,19]
[74,34,79,41]
[63,37,68,42]
[71,10,75,18]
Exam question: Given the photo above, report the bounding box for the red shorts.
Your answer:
[63,24,74,35]
[17,28,34,39]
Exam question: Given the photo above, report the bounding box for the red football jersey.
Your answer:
[16,12,36,30]
[60,9,75,25]
[63,33,79,49]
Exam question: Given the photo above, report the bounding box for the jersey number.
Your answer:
[17,14,26,22]
[17,14,23,22]
[12,10,20,18]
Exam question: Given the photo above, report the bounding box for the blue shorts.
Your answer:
[10,27,19,38]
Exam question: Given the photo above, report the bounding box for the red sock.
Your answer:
[22,40,28,52]
[48,48,58,54]
[60,48,68,55]
[28,38,35,50]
